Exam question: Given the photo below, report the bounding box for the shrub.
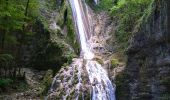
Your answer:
[0,54,14,66]
[0,78,13,88]
[96,0,113,11]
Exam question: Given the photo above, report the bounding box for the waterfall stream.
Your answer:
[49,0,116,99]
[69,0,116,99]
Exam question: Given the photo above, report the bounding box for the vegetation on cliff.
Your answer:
[110,0,153,50]
[0,0,169,99]
[0,0,78,94]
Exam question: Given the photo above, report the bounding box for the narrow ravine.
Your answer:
[48,0,116,99]
[1,0,169,100]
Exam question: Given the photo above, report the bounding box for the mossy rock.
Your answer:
[160,93,170,100]
[111,58,120,68]
[40,69,53,95]
[93,58,104,65]
[115,73,129,100]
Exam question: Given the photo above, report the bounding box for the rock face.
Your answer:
[46,3,116,99]
[116,0,170,100]
[21,0,78,70]
[47,58,91,100]
[0,68,46,100]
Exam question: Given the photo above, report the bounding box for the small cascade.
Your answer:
[94,0,99,5]
[68,0,116,99]
[48,0,116,99]
[86,61,115,100]
[48,58,85,100]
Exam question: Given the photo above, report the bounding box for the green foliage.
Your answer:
[43,0,57,10]
[4,34,18,45]
[27,0,40,17]
[110,0,153,50]
[0,54,14,66]
[0,0,40,54]
[96,0,113,11]
[115,72,129,99]
[40,69,53,95]
[17,81,29,91]
[111,59,119,68]
[64,51,77,64]
[0,78,28,93]
[95,58,104,65]
[0,0,25,31]
[66,13,75,42]
[0,78,13,88]
[160,93,170,100]
[66,7,80,54]
[86,0,113,11]
[133,0,154,33]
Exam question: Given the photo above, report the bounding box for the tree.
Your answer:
[0,0,25,51]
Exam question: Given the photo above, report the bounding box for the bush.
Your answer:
[0,54,14,66]
[96,0,113,11]
[0,78,13,88]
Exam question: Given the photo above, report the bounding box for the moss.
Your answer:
[109,0,153,51]
[133,0,155,34]
[160,77,170,85]
[64,51,77,64]
[86,0,113,12]
[160,93,170,100]
[111,58,119,68]
[0,78,29,94]
[93,58,104,65]
[16,80,29,91]
[84,91,91,100]
[40,69,53,95]
[95,0,113,11]
[115,72,129,100]
[0,78,13,91]
[66,6,80,54]
[30,40,69,70]
[160,76,170,93]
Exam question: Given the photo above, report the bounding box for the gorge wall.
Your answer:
[22,0,79,70]
[116,0,170,100]
[2,0,169,99]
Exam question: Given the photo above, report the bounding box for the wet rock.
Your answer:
[156,56,170,66]
[117,1,170,99]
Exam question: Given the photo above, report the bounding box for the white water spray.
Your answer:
[49,0,116,99]
[94,0,99,4]
[69,0,116,100]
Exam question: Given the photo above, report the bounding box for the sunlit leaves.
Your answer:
[110,0,153,49]
[97,0,113,10]
[0,0,25,31]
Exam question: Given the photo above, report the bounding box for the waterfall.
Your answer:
[94,0,99,4]
[48,0,116,99]
[69,0,116,99]
[69,0,94,59]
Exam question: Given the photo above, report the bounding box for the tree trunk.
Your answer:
[25,0,30,16]
[1,0,9,52]
[1,31,6,51]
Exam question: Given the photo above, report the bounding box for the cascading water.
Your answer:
[69,0,94,59]
[69,0,116,99]
[94,0,99,4]
[48,0,116,99]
